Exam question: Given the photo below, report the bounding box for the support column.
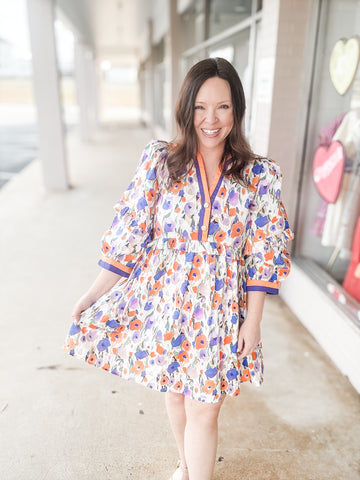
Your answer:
[74,42,98,141]
[169,0,181,137]
[27,0,69,190]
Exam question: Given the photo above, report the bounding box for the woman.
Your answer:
[64,57,293,480]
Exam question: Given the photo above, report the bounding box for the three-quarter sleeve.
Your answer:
[98,140,164,278]
[244,159,294,295]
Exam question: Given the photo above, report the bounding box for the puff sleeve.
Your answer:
[244,159,294,295]
[98,140,165,278]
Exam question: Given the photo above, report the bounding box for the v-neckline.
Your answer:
[196,152,223,200]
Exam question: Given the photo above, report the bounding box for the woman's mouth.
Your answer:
[201,128,221,137]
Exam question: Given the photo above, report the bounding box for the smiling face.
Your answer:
[194,76,234,157]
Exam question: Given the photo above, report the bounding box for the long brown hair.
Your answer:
[167,57,260,184]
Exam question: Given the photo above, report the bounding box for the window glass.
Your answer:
[208,0,252,37]
[296,0,360,288]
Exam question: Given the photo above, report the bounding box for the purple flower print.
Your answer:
[258,182,269,196]
[129,295,139,310]
[164,219,175,233]
[167,361,180,373]
[209,335,219,347]
[86,330,98,342]
[228,190,239,206]
[136,197,148,210]
[132,331,141,342]
[199,349,208,361]
[212,200,221,214]
[94,310,104,322]
[69,323,81,336]
[97,337,111,352]
[193,305,204,320]
[155,355,166,366]
[226,368,239,381]
[205,367,218,378]
[184,203,193,215]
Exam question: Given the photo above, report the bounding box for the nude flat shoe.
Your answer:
[169,460,189,480]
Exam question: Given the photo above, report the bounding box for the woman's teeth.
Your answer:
[202,129,220,134]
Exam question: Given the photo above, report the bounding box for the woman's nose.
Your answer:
[205,109,218,123]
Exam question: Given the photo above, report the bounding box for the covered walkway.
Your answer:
[0,123,359,479]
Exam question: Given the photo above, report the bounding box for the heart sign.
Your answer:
[329,36,360,95]
[313,141,345,203]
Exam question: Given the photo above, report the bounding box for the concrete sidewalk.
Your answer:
[0,123,359,480]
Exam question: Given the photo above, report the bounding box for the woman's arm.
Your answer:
[71,269,123,322]
[237,290,266,359]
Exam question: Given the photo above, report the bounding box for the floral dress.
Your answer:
[64,140,293,403]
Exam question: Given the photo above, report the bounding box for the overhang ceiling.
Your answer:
[57,0,143,65]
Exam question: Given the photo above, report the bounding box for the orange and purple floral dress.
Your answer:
[64,140,293,403]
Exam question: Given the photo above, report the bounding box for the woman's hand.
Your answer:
[237,317,261,359]
[70,269,125,323]
[237,290,265,359]
[71,293,95,323]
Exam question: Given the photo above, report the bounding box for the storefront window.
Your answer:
[208,0,252,37]
[296,0,360,305]
[179,0,207,52]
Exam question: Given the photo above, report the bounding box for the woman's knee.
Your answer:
[165,391,186,408]
[185,395,225,425]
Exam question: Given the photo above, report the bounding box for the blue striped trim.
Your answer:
[195,159,206,240]
[98,259,130,277]
[247,285,279,295]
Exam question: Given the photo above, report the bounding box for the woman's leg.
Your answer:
[184,396,225,480]
[165,391,188,477]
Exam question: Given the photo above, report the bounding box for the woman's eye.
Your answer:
[194,105,204,110]
[220,104,230,109]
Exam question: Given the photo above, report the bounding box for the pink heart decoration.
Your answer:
[313,141,345,203]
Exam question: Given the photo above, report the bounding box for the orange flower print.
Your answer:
[168,238,177,248]
[229,207,236,217]
[202,380,216,394]
[231,221,243,238]
[129,319,142,330]
[189,268,201,281]
[149,281,162,295]
[240,368,251,381]
[231,302,239,313]
[64,338,74,353]
[102,241,111,254]
[193,254,203,267]
[216,244,224,254]
[195,334,208,349]
[155,221,162,236]
[212,292,222,309]
[110,328,124,342]
[160,375,169,385]
[265,251,274,261]
[218,187,227,198]
[100,314,110,323]
[215,230,226,242]
[174,381,183,391]
[102,363,110,371]
[244,239,252,255]
[169,181,183,194]
[253,229,266,242]
[146,189,156,202]
[131,360,145,375]
[87,353,97,365]
[164,331,174,341]
[177,351,189,363]
[182,339,191,351]
[184,301,192,312]
[221,380,228,390]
